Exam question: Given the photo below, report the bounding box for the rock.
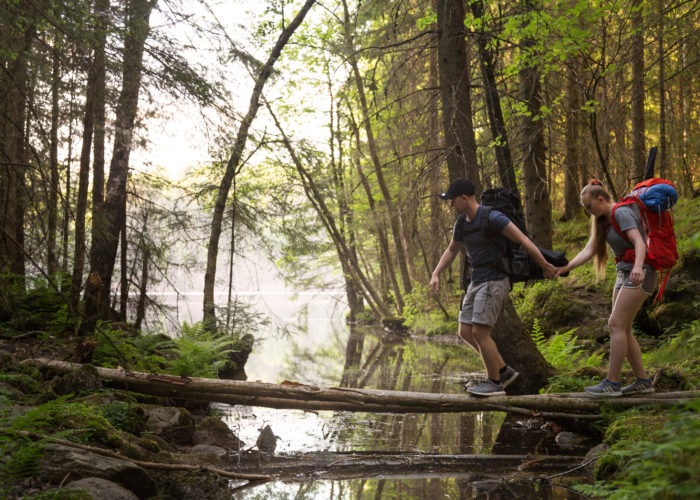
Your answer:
[161,469,231,500]
[256,424,278,455]
[192,416,244,450]
[144,406,195,445]
[554,431,584,450]
[64,477,138,500]
[583,443,609,465]
[38,444,156,498]
[50,364,102,395]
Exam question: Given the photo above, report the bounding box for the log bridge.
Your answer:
[27,358,700,419]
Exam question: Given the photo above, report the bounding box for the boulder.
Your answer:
[144,406,194,445]
[64,477,138,500]
[160,469,231,500]
[38,444,156,498]
[192,416,243,450]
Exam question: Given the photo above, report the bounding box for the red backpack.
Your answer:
[610,178,679,301]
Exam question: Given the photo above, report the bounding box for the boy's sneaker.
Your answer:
[584,379,622,397]
[621,378,654,396]
[468,380,506,397]
[500,366,519,388]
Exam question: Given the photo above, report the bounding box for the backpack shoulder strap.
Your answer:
[480,205,493,235]
[611,198,641,241]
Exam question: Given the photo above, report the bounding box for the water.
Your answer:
[151,289,593,498]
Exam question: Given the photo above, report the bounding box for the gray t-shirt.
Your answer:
[453,206,511,284]
[607,204,651,271]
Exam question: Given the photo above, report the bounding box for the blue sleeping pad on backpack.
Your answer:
[630,182,678,212]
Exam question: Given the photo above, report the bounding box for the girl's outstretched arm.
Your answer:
[555,237,595,277]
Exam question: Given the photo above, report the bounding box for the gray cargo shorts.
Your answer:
[459,277,510,327]
[614,266,658,296]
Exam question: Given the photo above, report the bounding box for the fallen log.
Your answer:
[26,358,700,415]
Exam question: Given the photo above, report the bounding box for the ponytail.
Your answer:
[581,179,613,280]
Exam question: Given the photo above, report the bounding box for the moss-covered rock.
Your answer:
[50,364,102,396]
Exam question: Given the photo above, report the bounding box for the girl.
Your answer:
[555,180,655,396]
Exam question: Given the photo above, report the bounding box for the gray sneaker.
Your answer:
[621,378,654,396]
[500,366,519,388]
[468,380,506,397]
[584,379,622,397]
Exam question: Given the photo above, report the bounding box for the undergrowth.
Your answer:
[575,400,700,499]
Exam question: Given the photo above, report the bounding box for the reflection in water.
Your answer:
[156,291,590,498]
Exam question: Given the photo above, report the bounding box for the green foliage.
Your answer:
[0,431,46,483]
[402,283,457,336]
[92,326,173,373]
[531,319,604,378]
[644,321,700,385]
[167,322,235,378]
[8,397,112,443]
[575,401,700,499]
[101,401,146,436]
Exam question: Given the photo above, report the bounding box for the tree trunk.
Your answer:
[630,0,646,183]
[84,0,156,332]
[469,0,517,192]
[341,0,412,302]
[134,245,149,329]
[119,192,128,321]
[491,298,555,394]
[0,19,34,295]
[48,40,60,279]
[344,103,404,313]
[202,0,316,331]
[657,0,666,179]
[27,358,700,415]
[519,0,552,248]
[563,62,582,220]
[435,0,481,190]
[70,52,98,312]
[266,101,391,318]
[92,0,109,211]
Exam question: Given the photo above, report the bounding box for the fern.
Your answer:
[531,321,604,371]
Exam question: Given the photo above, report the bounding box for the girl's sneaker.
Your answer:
[584,379,622,397]
[621,378,654,396]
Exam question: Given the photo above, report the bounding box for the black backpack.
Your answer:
[459,187,569,289]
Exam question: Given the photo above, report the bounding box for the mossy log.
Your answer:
[26,358,700,416]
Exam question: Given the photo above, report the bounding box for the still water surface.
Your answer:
[158,290,592,498]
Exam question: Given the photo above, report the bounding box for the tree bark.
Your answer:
[70,51,98,312]
[134,245,149,329]
[491,298,555,395]
[630,0,646,183]
[469,0,517,192]
[84,0,156,332]
[563,62,582,220]
[657,0,666,178]
[0,18,34,294]
[519,0,552,248]
[341,0,413,302]
[27,358,700,415]
[202,0,316,330]
[435,0,481,190]
[48,40,60,278]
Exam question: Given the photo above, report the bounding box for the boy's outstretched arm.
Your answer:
[500,222,557,279]
[430,239,464,293]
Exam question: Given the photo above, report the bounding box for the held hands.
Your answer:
[542,262,557,280]
[553,264,571,278]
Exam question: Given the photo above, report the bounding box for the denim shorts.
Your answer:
[614,267,658,296]
[459,277,510,327]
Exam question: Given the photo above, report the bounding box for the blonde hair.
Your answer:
[580,181,613,280]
